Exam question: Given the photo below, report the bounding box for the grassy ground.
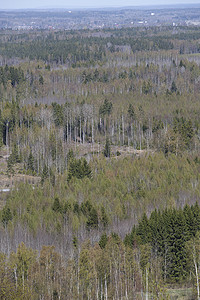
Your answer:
[166,288,194,300]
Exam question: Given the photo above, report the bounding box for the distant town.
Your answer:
[1,5,200,30]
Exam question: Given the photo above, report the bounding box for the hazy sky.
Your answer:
[1,0,200,9]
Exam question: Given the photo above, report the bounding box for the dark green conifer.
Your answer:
[7,155,15,177]
[171,81,177,93]
[52,197,62,213]
[27,151,34,172]
[101,206,109,228]
[0,110,3,148]
[136,213,152,244]
[39,74,44,85]
[86,207,98,229]
[104,138,111,158]
[41,164,48,183]
[73,236,78,249]
[12,143,20,163]
[128,104,135,119]
[2,207,12,227]
[99,233,108,249]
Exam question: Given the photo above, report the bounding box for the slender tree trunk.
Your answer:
[146,267,148,300]
[80,115,82,144]
[193,250,200,300]
[105,275,108,300]
[6,121,9,156]
[122,115,124,145]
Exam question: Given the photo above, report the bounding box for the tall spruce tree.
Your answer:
[104,138,111,158]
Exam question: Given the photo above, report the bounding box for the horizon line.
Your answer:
[1,2,200,11]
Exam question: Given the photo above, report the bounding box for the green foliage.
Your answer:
[103,138,111,158]
[80,200,98,229]
[27,151,34,173]
[49,133,56,161]
[86,207,98,229]
[67,149,75,163]
[3,152,200,239]
[11,242,37,284]
[41,164,49,183]
[0,110,3,148]
[126,203,200,282]
[171,81,177,93]
[2,25,200,296]
[7,143,21,176]
[72,235,78,249]
[116,150,121,156]
[52,103,63,126]
[101,206,109,228]
[99,99,112,116]
[152,118,164,133]
[142,80,152,95]
[137,213,152,244]
[52,197,62,213]
[67,157,91,181]
[128,104,135,119]
[0,65,25,88]
[39,74,44,85]
[99,233,108,249]
[7,155,15,177]
[12,143,20,163]
[1,206,12,227]
[173,117,194,148]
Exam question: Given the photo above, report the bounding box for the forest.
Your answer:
[1,25,200,299]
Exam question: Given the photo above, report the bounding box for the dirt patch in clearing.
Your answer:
[0,147,40,192]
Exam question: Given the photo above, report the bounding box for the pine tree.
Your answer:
[12,143,20,163]
[86,207,98,229]
[171,81,177,93]
[39,74,44,85]
[27,151,34,173]
[67,149,74,163]
[81,158,92,179]
[7,155,15,177]
[99,233,108,249]
[0,110,3,148]
[1,206,12,227]
[136,213,152,244]
[191,202,200,233]
[186,232,200,300]
[128,103,135,119]
[99,99,112,116]
[104,138,111,158]
[67,157,91,181]
[72,236,78,249]
[101,206,109,228]
[41,164,48,183]
[183,204,195,238]
[165,209,188,282]
[52,197,62,213]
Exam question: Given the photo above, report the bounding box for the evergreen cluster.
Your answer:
[67,155,91,181]
[1,24,200,298]
[0,65,25,87]
[125,203,200,282]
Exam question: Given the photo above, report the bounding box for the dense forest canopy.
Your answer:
[0,24,200,299]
